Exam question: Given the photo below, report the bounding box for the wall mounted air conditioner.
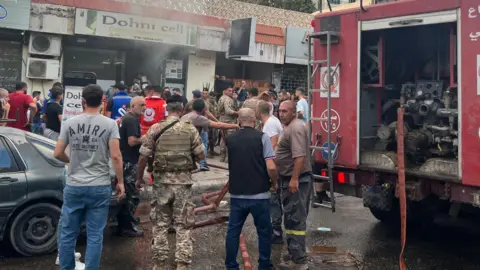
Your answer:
[27,58,60,80]
[29,33,62,56]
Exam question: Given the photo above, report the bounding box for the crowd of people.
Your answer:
[0,79,330,270]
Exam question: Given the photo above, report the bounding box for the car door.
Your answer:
[0,136,28,230]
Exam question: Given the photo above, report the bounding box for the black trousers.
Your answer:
[116,163,140,230]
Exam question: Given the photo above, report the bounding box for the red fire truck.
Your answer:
[308,0,480,228]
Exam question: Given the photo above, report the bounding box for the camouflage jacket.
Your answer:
[241,97,262,130]
[218,95,237,124]
[139,116,204,185]
[207,98,218,118]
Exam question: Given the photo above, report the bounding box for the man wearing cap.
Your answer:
[136,94,204,270]
[107,83,132,120]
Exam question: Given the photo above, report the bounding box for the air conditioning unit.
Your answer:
[27,58,60,80]
[29,33,62,56]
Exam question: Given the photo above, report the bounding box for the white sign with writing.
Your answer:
[165,60,183,79]
[74,8,197,46]
[468,5,480,42]
[62,86,84,121]
[477,55,480,95]
[320,66,340,98]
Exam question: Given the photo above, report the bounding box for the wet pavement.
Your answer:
[3,193,480,269]
[2,160,480,269]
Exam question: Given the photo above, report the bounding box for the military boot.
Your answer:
[176,263,190,270]
[278,261,309,270]
[153,261,167,270]
[220,152,226,163]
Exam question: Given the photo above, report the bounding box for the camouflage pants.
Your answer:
[208,128,218,152]
[116,163,140,230]
[150,183,195,265]
[220,129,235,156]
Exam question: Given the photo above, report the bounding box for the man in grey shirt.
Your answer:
[54,84,125,270]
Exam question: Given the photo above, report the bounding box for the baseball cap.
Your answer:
[112,83,127,90]
[167,94,184,104]
[192,90,202,98]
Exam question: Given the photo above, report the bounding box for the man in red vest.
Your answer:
[140,85,166,135]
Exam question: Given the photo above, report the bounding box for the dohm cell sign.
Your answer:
[62,86,84,121]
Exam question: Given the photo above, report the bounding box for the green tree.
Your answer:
[238,0,316,13]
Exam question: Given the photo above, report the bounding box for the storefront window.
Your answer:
[64,47,125,81]
[0,41,22,92]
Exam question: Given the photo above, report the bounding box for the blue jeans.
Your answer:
[200,131,208,168]
[59,185,111,270]
[225,198,273,270]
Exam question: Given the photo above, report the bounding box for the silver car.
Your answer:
[0,127,121,256]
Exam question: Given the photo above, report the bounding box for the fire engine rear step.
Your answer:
[308,31,340,213]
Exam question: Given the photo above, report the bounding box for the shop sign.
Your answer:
[75,8,197,46]
[0,0,31,30]
[62,86,84,121]
[285,26,313,65]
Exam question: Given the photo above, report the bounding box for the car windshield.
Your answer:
[26,134,65,167]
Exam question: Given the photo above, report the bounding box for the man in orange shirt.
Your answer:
[140,85,166,135]
[7,82,37,131]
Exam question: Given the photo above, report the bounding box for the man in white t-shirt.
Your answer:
[258,100,285,244]
[295,87,309,129]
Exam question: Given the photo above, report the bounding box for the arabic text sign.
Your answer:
[62,86,84,121]
[468,5,480,42]
[75,8,197,46]
[477,54,480,95]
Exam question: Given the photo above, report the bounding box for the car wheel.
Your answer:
[9,203,61,256]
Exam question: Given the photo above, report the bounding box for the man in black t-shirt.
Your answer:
[44,87,63,141]
[117,96,146,237]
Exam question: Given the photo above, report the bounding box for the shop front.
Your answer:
[63,7,199,96]
[216,23,286,93]
[0,0,31,92]
[273,26,313,92]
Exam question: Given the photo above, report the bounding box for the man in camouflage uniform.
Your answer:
[205,90,220,157]
[241,88,262,130]
[217,87,238,162]
[136,95,205,270]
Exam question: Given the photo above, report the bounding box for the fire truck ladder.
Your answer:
[307,31,340,213]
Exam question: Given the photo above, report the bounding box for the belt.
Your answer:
[154,169,191,173]
[279,172,312,180]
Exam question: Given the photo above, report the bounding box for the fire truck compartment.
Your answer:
[359,22,459,181]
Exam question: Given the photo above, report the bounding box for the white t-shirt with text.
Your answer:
[262,116,283,139]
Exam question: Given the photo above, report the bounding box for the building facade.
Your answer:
[0,0,316,99]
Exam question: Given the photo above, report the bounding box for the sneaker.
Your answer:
[277,261,308,270]
[200,166,210,172]
[119,228,144,237]
[75,261,86,270]
[312,196,323,208]
[55,252,82,265]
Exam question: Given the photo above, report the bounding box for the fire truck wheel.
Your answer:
[369,207,399,225]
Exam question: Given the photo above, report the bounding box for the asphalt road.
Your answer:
[2,192,480,270]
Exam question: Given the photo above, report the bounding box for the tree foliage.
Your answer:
[238,0,317,13]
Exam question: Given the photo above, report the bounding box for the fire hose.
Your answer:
[397,108,407,270]
[193,162,252,270]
